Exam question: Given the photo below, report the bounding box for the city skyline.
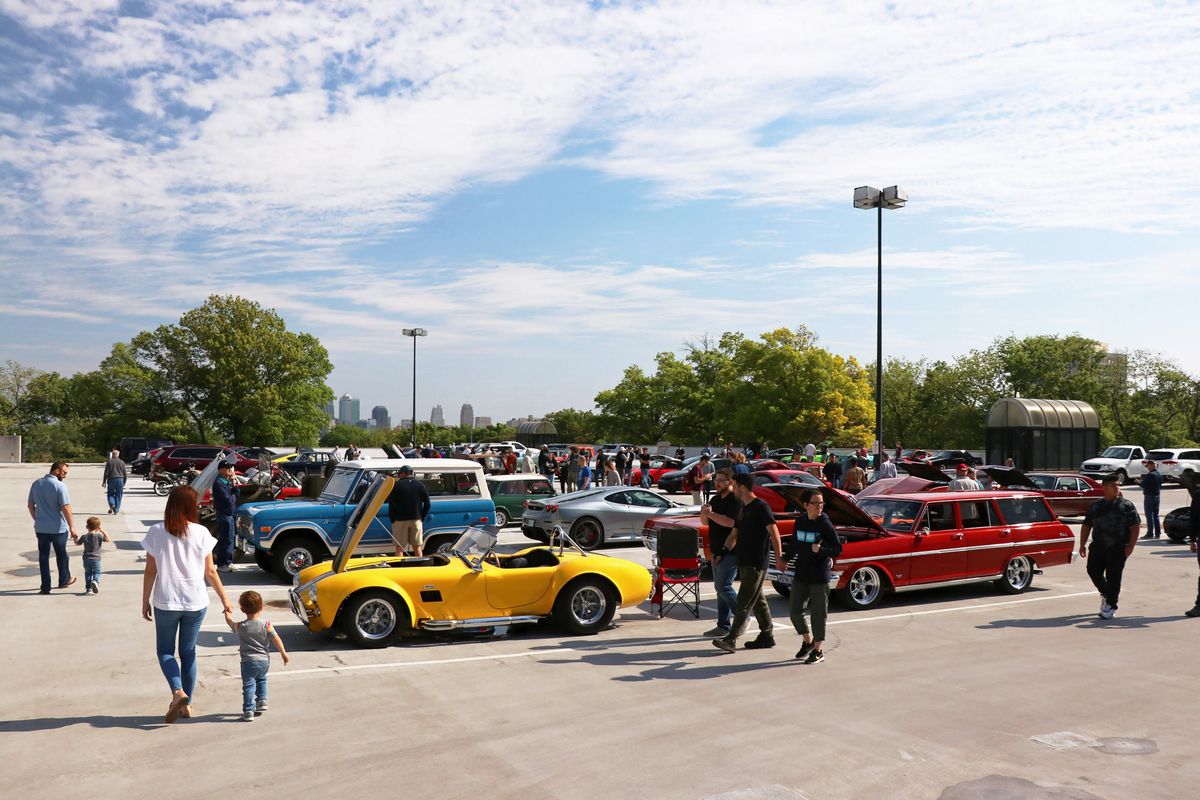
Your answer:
[325,393,524,429]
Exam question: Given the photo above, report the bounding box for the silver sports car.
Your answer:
[521,486,698,550]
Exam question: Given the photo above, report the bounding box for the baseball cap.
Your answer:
[397,464,413,475]
[955,463,968,472]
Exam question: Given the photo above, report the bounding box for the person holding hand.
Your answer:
[142,485,234,723]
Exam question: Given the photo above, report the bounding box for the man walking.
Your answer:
[700,469,741,638]
[875,452,898,481]
[101,448,127,514]
[1140,459,1163,539]
[213,463,238,573]
[712,473,785,653]
[1183,472,1200,617]
[388,464,431,557]
[28,461,78,593]
[1079,473,1141,619]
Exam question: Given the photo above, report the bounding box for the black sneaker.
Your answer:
[743,635,775,650]
[795,641,814,660]
[1140,533,1155,540]
[804,649,825,664]
[711,638,735,653]
[1185,605,1200,618]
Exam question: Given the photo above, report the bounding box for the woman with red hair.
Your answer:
[141,485,233,723]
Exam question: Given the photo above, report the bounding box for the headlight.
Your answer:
[306,587,318,605]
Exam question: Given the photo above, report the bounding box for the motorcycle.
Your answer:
[151,462,200,497]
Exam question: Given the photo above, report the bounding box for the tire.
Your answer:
[495,507,510,527]
[569,517,605,551]
[342,590,407,648]
[271,535,327,581]
[253,549,273,572]
[998,555,1034,594]
[153,480,172,497]
[836,565,885,610]
[1115,469,1128,485]
[552,577,616,634]
[771,580,792,598]
[424,534,457,555]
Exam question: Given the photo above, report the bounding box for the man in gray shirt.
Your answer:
[28,461,78,593]
[102,448,127,514]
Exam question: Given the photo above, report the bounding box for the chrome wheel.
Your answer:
[845,566,882,609]
[570,586,607,627]
[1000,555,1033,594]
[355,599,397,641]
[495,507,510,527]
[284,546,314,576]
[570,519,603,550]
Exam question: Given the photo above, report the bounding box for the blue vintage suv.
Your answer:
[236,458,495,580]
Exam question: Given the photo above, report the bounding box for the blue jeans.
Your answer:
[713,554,739,630]
[36,532,71,591]
[83,557,101,586]
[241,660,269,713]
[641,471,651,489]
[106,478,125,512]
[154,607,206,697]
[215,514,236,567]
[1144,494,1161,537]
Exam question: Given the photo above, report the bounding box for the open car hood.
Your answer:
[858,476,939,497]
[980,465,1038,489]
[333,475,396,573]
[767,483,884,533]
[896,461,951,482]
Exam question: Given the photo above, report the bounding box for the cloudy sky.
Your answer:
[1,1,1198,425]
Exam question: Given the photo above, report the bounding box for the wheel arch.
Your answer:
[334,584,416,633]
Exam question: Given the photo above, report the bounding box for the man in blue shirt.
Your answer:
[1139,460,1164,539]
[27,461,78,593]
[213,462,239,571]
[577,456,593,491]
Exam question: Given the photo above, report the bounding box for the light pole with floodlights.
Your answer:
[853,185,906,474]
[402,327,427,449]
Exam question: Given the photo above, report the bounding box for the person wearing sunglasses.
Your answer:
[788,488,842,664]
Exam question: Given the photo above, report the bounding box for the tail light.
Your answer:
[546,504,559,513]
[522,500,528,508]
[1162,460,1178,465]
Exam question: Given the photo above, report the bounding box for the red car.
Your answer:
[630,455,683,486]
[643,483,1076,611]
[751,469,827,511]
[981,466,1103,517]
[153,444,258,473]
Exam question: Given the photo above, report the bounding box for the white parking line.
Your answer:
[247,648,572,678]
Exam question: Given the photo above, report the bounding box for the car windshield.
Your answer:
[450,527,498,559]
[320,467,360,502]
[1100,447,1132,459]
[856,499,924,532]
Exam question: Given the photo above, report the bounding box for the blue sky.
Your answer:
[1,1,1198,426]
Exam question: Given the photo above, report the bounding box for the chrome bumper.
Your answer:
[766,568,841,589]
[288,588,320,625]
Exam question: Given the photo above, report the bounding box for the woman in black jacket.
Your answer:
[788,488,842,663]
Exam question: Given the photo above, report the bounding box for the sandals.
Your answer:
[180,705,193,719]
[165,693,190,724]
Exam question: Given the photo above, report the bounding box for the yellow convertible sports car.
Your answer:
[290,477,652,647]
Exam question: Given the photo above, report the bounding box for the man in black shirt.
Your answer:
[1080,473,1141,619]
[822,454,842,488]
[700,469,741,637]
[387,465,431,557]
[712,473,784,653]
[1139,460,1163,539]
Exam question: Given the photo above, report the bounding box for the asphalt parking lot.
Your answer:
[3,464,1198,800]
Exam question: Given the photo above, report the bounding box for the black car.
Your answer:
[276,451,335,478]
[1165,507,1192,543]
[926,450,984,468]
[658,456,733,493]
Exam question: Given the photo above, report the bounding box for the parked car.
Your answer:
[858,476,946,497]
[750,470,825,511]
[485,474,556,527]
[153,444,257,474]
[521,486,696,550]
[981,466,1104,517]
[925,450,984,468]
[629,455,683,486]
[119,436,173,464]
[1080,445,1149,484]
[767,448,796,461]
[236,459,495,580]
[1164,507,1192,543]
[657,456,733,493]
[289,483,652,647]
[276,450,336,479]
[1144,448,1200,484]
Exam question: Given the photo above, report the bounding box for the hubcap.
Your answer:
[496,509,508,526]
[570,586,607,625]
[574,521,601,549]
[356,600,396,640]
[1006,557,1030,588]
[849,568,880,605]
[285,548,313,575]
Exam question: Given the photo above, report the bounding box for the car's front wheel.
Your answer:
[271,535,327,581]
[837,565,885,610]
[253,550,272,572]
[1115,469,1128,485]
[570,518,604,550]
[552,578,616,634]
[998,555,1034,594]
[343,590,407,648]
[494,507,510,527]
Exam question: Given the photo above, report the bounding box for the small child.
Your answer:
[224,591,289,721]
[77,517,110,594]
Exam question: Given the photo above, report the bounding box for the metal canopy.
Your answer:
[985,398,1099,430]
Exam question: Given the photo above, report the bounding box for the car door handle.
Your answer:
[1000,528,1012,536]
[950,533,964,540]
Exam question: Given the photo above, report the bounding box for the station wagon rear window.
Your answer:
[417,472,480,496]
[995,497,1054,524]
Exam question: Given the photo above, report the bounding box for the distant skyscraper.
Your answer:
[460,403,474,428]
[324,399,337,421]
[339,393,360,426]
[372,405,390,430]
[431,404,445,426]
[474,415,492,428]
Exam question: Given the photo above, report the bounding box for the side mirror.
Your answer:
[915,527,930,537]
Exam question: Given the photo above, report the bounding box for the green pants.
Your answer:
[727,566,773,641]
[789,581,830,641]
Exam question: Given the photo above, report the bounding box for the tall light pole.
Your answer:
[402,327,427,449]
[853,185,906,474]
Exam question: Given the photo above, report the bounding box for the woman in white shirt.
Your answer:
[141,486,234,723]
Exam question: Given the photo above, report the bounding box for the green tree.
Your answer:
[130,295,333,445]
[544,408,603,443]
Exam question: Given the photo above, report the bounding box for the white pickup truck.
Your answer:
[1080,445,1148,484]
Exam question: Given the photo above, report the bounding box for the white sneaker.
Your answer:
[1099,600,1115,619]
[217,565,234,573]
